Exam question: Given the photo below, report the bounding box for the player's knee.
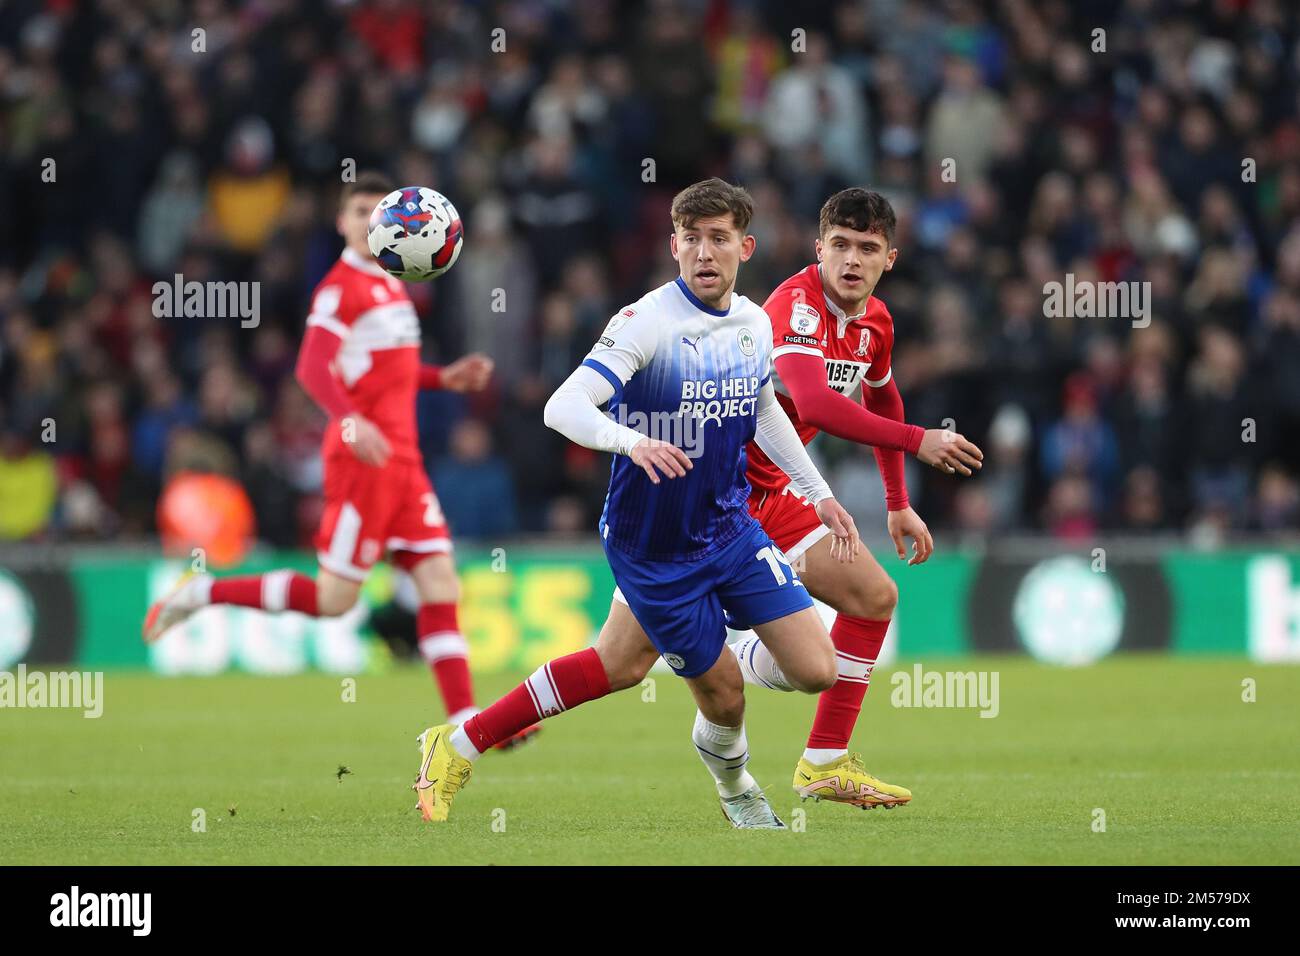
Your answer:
[316,585,359,618]
[807,653,838,693]
[411,560,459,605]
[870,573,899,619]
[602,645,657,692]
[322,595,364,616]
[420,579,459,605]
[788,647,837,694]
[840,568,898,620]
[708,692,745,728]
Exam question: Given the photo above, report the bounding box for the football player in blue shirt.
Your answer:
[413,179,858,828]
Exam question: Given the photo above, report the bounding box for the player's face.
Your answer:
[337,193,385,256]
[816,226,897,308]
[670,215,756,308]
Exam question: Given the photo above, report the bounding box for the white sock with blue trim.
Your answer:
[692,712,756,799]
[726,634,794,691]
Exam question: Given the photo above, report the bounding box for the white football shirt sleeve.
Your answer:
[753,378,833,504]
[581,305,659,387]
[543,365,646,457]
[544,303,659,457]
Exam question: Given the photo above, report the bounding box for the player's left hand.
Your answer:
[887,506,934,566]
[814,497,861,563]
[441,353,494,392]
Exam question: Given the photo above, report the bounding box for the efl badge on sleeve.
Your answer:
[790,302,821,336]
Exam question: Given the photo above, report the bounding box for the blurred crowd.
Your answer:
[1,0,1298,551]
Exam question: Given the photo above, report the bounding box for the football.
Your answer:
[366,186,463,281]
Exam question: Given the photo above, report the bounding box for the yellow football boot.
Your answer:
[412,724,473,822]
[793,753,911,809]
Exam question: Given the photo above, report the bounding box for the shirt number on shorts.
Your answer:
[755,545,796,586]
[421,493,445,527]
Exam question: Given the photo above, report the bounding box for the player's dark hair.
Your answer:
[340,171,395,208]
[819,188,896,245]
[671,178,754,234]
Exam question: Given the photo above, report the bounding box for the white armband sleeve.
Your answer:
[753,379,833,504]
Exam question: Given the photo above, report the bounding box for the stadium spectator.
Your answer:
[0,0,1295,548]
[0,427,56,539]
[434,418,518,540]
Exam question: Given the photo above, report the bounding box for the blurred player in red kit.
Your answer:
[143,171,536,747]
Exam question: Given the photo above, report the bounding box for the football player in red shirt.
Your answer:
[143,171,536,748]
[719,187,983,803]
[432,188,982,816]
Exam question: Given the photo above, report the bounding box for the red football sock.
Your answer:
[461,647,611,754]
[807,614,889,750]
[418,603,476,719]
[210,571,319,615]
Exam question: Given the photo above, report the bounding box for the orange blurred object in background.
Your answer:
[157,472,256,567]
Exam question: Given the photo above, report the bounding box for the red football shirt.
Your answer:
[747,263,899,494]
[305,248,423,463]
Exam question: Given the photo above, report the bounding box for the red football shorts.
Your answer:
[746,484,830,563]
[314,455,451,581]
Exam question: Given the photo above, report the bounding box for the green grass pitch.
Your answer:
[2,656,1297,865]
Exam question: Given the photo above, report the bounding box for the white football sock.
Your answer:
[727,635,794,691]
[448,724,483,762]
[447,706,478,727]
[803,747,848,765]
[692,712,756,798]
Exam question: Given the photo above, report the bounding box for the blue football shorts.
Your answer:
[604,517,813,678]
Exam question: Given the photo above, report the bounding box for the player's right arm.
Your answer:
[542,305,692,484]
[296,283,391,467]
[767,286,980,472]
[775,350,922,451]
[777,351,982,476]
